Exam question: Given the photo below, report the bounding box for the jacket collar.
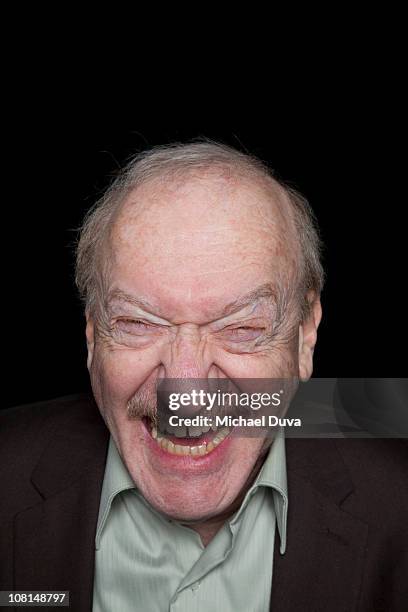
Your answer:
[270,438,369,611]
[13,394,109,611]
[29,394,109,499]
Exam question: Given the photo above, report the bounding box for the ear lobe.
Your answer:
[298,294,322,381]
[85,313,95,371]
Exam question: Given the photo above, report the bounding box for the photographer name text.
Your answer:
[168,415,302,428]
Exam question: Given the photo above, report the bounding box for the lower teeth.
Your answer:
[151,426,230,456]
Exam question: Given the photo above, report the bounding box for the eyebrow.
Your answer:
[106,283,279,321]
[106,290,160,315]
[218,283,279,318]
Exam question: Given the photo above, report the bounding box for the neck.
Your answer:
[181,444,270,546]
[187,515,232,547]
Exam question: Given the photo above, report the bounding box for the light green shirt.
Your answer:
[93,429,288,612]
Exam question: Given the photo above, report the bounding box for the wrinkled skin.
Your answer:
[86,170,322,542]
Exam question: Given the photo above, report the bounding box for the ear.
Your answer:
[85,311,95,371]
[298,291,322,381]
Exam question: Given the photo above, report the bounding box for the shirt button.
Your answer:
[191,581,201,592]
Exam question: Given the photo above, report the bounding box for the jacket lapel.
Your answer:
[13,397,109,612]
[270,438,369,612]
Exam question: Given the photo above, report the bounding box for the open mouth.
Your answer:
[144,416,232,457]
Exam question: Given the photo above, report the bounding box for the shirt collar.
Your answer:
[95,436,134,549]
[96,428,288,554]
[232,426,288,554]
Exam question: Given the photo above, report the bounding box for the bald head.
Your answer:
[76,141,323,320]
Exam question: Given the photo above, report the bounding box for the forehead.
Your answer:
[106,172,298,322]
[111,171,295,256]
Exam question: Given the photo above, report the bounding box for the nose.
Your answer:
[157,325,219,422]
[160,324,215,380]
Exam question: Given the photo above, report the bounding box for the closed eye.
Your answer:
[114,318,156,334]
[221,326,264,343]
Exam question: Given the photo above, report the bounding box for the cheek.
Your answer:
[90,346,159,406]
[215,347,299,379]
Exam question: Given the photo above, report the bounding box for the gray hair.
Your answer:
[75,140,324,320]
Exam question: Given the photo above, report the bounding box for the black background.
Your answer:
[3,106,406,409]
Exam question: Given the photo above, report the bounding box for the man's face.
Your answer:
[87,172,317,521]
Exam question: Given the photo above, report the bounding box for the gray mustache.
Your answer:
[127,392,158,422]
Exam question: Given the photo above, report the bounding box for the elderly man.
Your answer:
[0,142,407,611]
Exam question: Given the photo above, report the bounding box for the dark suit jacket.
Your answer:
[0,394,407,611]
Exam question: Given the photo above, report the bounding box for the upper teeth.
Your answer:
[161,423,216,438]
[173,425,186,438]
